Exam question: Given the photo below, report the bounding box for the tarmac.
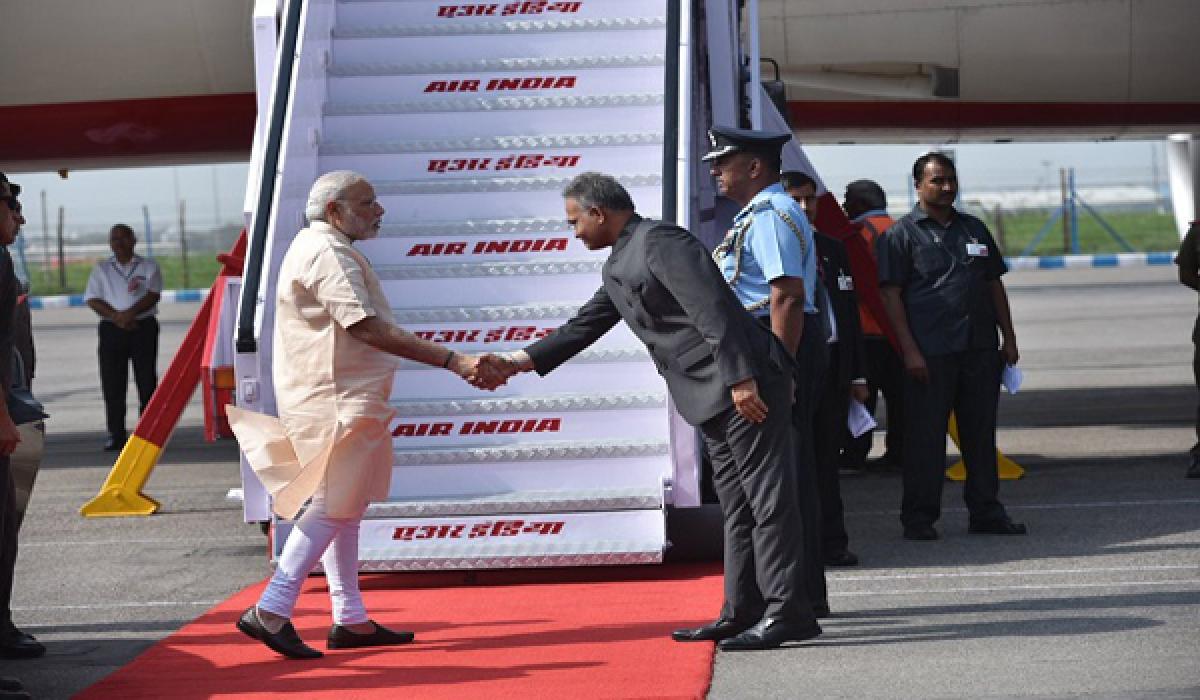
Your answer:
[1,263,1198,699]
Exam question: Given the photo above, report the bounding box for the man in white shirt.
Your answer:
[83,224,163,451]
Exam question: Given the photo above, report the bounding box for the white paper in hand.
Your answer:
[846,399,877,438]
[1001,364,1024,394]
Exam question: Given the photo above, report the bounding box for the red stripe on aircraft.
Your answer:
[787,100,1200,131]
[0,93,255,167]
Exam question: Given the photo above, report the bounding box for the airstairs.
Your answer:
[239,0,696,570]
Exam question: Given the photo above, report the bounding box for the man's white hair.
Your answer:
[305,170,367,222]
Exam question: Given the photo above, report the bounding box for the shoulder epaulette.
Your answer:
[751,199,775,214]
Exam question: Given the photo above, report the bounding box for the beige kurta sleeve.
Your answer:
[300,244,378,330]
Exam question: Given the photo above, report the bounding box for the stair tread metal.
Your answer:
[373,258,602,279]
[320,131,662,155]
[325,93,664,115]
[333,17,666,39]
[329,53,666,76]
[390,391,667,415]
[391,438,669,464]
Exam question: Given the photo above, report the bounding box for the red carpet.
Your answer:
[78,563,723,699]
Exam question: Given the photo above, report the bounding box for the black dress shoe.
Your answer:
[717,617,822,651]
[812,603,831,619]
[671,618,748,642]
[823,549,860,567]
[236,607,323,659]
[327,620,415,649]
[1188,455,1200,479]
[0,629,44,659]
[103,434,126,452]
[968,518,1027,535]
[903,524,939,541]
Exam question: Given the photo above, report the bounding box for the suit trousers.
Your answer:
[900,348,1009,528]
[812,341,851,555]
[0,456,16,631]
[1192,315,1200,456]
[843,337,905,468]
[700,372,814,626]
[791,316,829,607]
[98,317,159,440]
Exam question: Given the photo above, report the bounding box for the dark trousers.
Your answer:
[843,336,905,467]
[791,316,828,606]
[812,342,851,555]
[1192,317,1200,456]
[700,372,814,626]
[98,318,159,440]
[900,348,1008,528]
[0,456,16,632]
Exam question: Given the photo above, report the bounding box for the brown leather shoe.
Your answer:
[327,620,415,649]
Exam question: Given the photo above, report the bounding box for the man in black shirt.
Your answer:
[1175,220,1200,479]
[876,153,1026,541]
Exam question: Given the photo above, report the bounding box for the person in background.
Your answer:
[840,180,905,473]
[3,195,41,528]
[83,224,163,451]
[877,153,1026,541]
[781,171,866,567]
[0,173,42,700]
[702,126,828,617]
[1174,219,1200,478]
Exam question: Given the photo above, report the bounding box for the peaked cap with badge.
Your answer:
[702,125,793,162]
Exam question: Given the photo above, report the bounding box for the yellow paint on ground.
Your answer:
[79,436,163,517]
[945,413,1026,481]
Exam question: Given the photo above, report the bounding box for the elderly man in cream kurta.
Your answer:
[228,171,506,660]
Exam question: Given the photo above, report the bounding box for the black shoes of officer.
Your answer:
[0,678,29,700]
[103,434,126,452]
[968,517,1027,535]
[903,523,939,541]
[717,616,822,651]
[0,626,45,659]
[671,618,748,642]
[1187,455,1200,479]
[327,620,415,649]
[237,607,323,659]
[823,549,860,567]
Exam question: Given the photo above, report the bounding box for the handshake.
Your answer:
[446,350,533,391]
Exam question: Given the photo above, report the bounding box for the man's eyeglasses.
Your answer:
[0,196,18,212]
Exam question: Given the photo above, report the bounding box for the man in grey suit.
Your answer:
[497,172,821,650]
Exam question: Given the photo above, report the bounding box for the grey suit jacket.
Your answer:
[526,215,792,426]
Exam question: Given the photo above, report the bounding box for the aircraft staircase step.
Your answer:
[365,485,663,518]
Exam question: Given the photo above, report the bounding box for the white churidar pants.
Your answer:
[256,490,368,625]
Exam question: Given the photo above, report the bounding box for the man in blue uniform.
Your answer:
[705,126,828,616]
[877,152,1026,541]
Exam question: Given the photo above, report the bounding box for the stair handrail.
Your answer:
[236,0,305,354]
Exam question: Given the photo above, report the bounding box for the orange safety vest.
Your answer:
[854,214,894,337]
